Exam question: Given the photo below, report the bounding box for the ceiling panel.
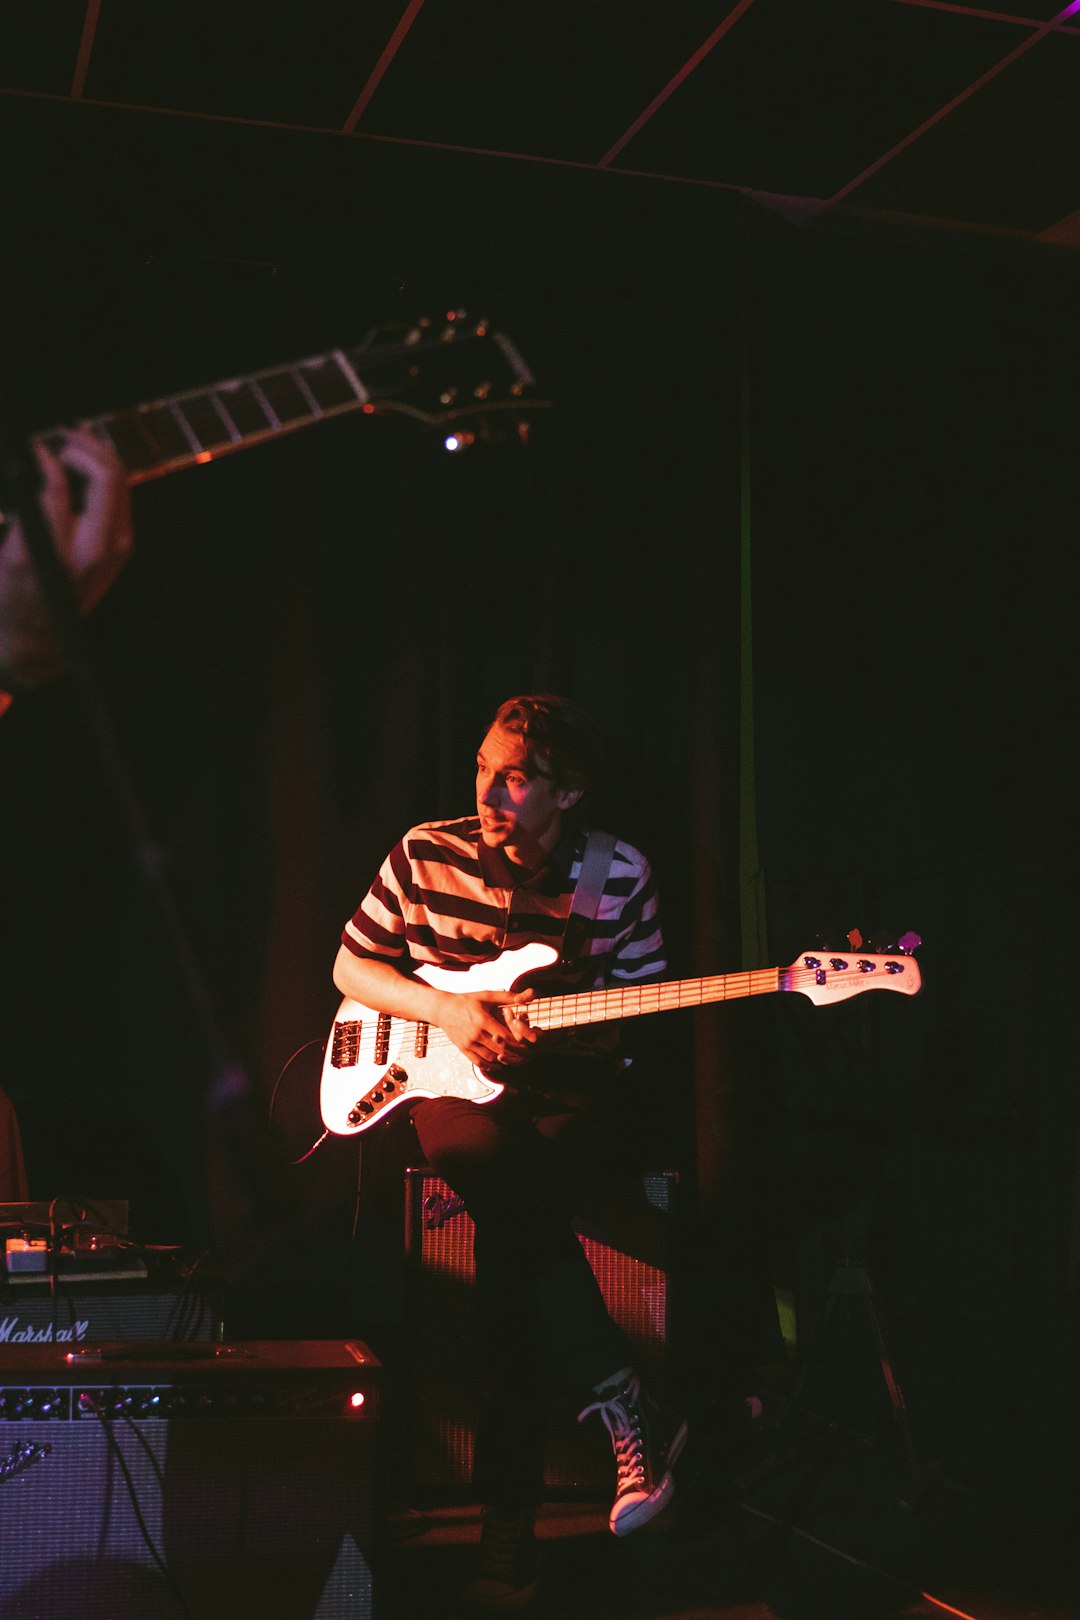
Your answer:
[83,0,405,128]
[0,0,1077,246]
[851,32,1080,230]
[358,0,724,162]
[0,0,87,95]
[612,0,1026,197]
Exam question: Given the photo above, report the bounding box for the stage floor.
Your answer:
[379,1434,1078,1620]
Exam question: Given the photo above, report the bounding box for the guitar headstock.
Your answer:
[782,936,922,1006]
[350,311,549,447]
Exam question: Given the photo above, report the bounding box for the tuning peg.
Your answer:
[897,930,922,955]
[845,927,864,950]
[869,931,898,953]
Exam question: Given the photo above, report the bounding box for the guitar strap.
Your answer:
[560,829,617,967]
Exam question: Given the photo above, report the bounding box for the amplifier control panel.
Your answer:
[1,1381,372,1420]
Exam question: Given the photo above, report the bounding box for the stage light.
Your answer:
[349,1391,366,1410]
[443,431,475,453]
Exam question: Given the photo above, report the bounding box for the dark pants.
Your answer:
[412,1063,644,1506]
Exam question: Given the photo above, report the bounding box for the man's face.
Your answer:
[475,723,581,867]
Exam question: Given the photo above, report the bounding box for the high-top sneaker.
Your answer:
[459,1503,539,1613]
[578,1368,688,1536]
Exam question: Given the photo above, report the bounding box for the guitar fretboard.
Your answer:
[78,349,373,485]
[530,968,784,1031]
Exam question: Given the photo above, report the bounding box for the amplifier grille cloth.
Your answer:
[0,1351,376,1619]
[0,1420,374,1619]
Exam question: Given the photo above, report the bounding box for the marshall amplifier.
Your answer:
[0,1277,221,1348]
[1,1202,221,1348]
[0,1339,380,1619]
[404,1167,676,1494]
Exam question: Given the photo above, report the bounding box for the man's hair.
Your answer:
[489,694,605,803]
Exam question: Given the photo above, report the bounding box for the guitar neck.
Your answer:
[48,348,376,486]
[38,323,532,487]
[531,968,782,1032]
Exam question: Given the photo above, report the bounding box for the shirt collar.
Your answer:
[476,820,586,895]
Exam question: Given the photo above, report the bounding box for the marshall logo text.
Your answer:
[0,1317,90,1344]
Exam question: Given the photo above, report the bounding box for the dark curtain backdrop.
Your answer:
[0,103,1076,1495]
[744,222,1080,1500]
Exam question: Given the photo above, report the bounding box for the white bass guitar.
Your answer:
[319,940,922,1138]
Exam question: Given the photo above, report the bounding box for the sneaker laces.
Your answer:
[577,1372,647,1494]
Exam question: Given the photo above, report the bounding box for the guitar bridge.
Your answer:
[331,1020,362,1068]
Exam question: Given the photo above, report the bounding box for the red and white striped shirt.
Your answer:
[341,816,665,993]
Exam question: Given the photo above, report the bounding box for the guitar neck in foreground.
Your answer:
[35,318,537,486]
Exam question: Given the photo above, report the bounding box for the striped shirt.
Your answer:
[341,816,666,992]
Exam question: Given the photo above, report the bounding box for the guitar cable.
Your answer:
[80,1395,195,1620]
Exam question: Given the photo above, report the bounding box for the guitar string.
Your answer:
[329,963,916,1065]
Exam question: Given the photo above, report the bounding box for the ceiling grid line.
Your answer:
[595,0,761,169]
[69,0,102,101]
[341,0,428,134]
[890,0,1080,35]
[0,85,802,208]
[1,82,1075,244]
[1036,203,1080,240]
[822,0,1080,212]
[0,85,336,138]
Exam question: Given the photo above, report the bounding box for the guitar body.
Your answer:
[319,942,560,1137]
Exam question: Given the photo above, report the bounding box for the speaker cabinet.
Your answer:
[404,1168,676,1493]
[0,1340,380,1620]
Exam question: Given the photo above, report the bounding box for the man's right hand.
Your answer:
[436,988,538,1069]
